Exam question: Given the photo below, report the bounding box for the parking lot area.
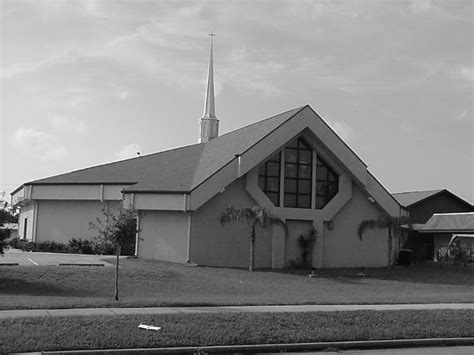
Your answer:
[0,248,116,267]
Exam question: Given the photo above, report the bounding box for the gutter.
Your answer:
[38,337,474,354]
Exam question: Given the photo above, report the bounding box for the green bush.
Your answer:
[6,236,131,255]
[8,238,70,253]
[68,238,93,254]
[89,236,116,255]
[7,238,38,251]
[37,241,70,253]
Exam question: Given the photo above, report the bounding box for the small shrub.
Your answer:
[297,226,318,268]
[6,236,22,249]
[7,236,128,256]
[68,238,93,254]
[36,241,70,253]
[288,258,306,269]
[7,238,38,252]
[89,236,115,255]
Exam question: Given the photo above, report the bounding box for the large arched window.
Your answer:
[258,152,281,206]
[315,156,339,209]
[283,138,312,208]
[257,137,339,209]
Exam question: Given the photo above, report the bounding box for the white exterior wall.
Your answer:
[323,183,388,268]
[190,177,273,268]
[285,220,314,267]
[31,184,128,201]
[138,210,189,262]
[133,193,185,211]
[18,203,35,241]
[35,200,121,244]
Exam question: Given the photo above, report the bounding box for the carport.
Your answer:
[407,212,474,262]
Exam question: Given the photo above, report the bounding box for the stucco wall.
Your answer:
[138,210,189,262]
[323,183,388,268]
[35,200,121,244]
[285,220,313,267]
[190,177,273,268]
[18,203,35,241]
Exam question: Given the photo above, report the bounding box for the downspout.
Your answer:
[186,213,192,263]
[184,193,192,263]
[235,154,241,178]
[135,211,140,257]
[29,185,38,242]
[32,201,38,242]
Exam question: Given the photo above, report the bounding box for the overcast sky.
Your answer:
[1,0,473,203]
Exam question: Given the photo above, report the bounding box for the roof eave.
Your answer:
[11,184,25,196]
[417,229,474,234]
[122,189,190,194]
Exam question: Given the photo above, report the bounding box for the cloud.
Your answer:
[453,110,469,122]
[116,143,141,160]
[105,82,130,100]
[325,119,355,142]
[47,114,87,133]
[12,128,69,160]
[64,96,92,109]
[0,51,78,79]
[400,122,417,135]
[220,47,287,96]
[411,0,432,13]
[458,67,474,81]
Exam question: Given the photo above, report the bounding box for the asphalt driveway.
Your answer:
[0,248,116,267]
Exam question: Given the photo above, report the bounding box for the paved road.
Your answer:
[286,346,474,354]
[1,303,473,319]
[0,248,117,266]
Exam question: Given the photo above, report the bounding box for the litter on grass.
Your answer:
[138,323,161,331]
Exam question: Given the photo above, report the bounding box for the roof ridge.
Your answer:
[216,105,307,140]
[392,189,444,195]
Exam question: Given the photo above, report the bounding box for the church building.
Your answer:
[12,37,406,269]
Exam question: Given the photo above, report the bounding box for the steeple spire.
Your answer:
[199,32,219,143]
[203,32,216,119]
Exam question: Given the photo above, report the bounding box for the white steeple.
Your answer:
[199,33,219,143]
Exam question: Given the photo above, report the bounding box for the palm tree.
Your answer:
[357,215,410,269]
[220,205,287,271]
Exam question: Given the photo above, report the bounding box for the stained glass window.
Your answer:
[283,138,312,208]
[315,156,339,209]
[258,152,281,206]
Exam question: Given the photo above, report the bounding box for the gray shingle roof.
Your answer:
[23,106,305,193]
[417,212,474,232]
[392,189,473,208]
[392,189,445,207]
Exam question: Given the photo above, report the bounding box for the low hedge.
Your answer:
[6,237,134,255]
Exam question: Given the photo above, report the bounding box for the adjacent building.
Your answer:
[393,189,474,261]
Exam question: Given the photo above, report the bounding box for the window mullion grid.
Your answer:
[311,152,317,209]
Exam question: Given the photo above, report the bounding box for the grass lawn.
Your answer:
[2,310,474,353]
[1,258,473,309]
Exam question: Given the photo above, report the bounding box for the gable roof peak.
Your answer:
[392,189,473,208]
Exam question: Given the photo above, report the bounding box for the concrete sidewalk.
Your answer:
[1,303,473,319]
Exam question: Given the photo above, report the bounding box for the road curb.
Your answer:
[31,337,474,354]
